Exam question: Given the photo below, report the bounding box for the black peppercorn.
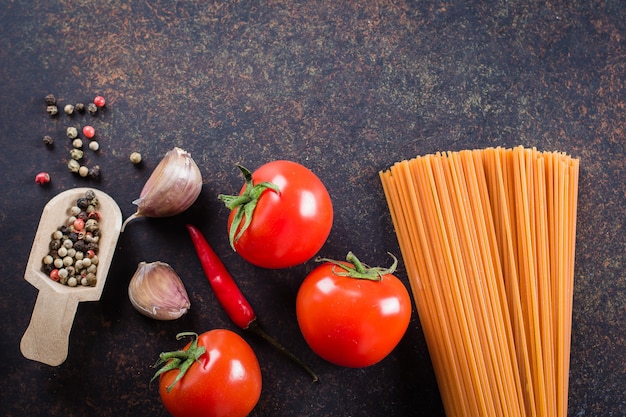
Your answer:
[69,232,79,242]
[87,102,98,115]
[77,211,89,221]
[43,264,54,274]
[76,198,90,210]
[73,240,87,252]
[85,190,96,200]
[87,242,99,252]
[75,103,85,113]
[49,240,61,250]
[58,225,70,234]
[45,94,56,106]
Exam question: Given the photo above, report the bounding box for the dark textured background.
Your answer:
[1,1,624,416]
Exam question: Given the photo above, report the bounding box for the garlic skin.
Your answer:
[122,147,202,231]
[128,261,191,320]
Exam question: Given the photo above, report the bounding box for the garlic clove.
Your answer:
[128,261,191,320]
[121,147,202,231]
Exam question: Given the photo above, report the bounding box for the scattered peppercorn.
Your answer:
[43,135,54,146]
[83,125,95,138]
[64,104,75,115]
[89,141,100,151]
[89,165,101,179]
[35,172,51,185]
[93,95,106,107]
[67,126,78,139]
[72,138,83,148]
[70,148,84,160]
[45,94,56,106]
[75,103,85,113]
[68,159,80,173]
[87,103,98,115]
[129,151,142,164]
[47,105,58,116]
[79,166,89,177]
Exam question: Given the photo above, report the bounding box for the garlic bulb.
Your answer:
[128,261,191,320]
[121,147,202,231]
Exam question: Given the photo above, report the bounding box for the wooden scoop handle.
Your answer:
[20,289,80,366]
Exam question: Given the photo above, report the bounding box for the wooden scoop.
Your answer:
[21,188,122,366]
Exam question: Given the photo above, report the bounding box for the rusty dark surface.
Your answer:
[1,1,625,416]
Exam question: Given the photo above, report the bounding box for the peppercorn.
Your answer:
[72,138,83,148]
[47,105,58,116]
[75,103,85,113]
[89,141,100,151]
[64,104,75,115]
[129,151,142,164]
[77,197,90,210]
[49,240,61,250]
[70,149,84,160]
[43,135,54,146]
[89,165,101,179]
[67,126,78,139]
[45,94,56,106]
[87,103,98,115]
[83,125,95,138]
[93,95,106,107]
[67,159,80,173]
[35,172,51,185]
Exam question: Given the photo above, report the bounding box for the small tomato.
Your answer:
[219,160,333,269]
[154,330,262,417]
[296,252,412,368]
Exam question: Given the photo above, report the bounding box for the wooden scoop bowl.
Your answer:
[21,188,122,366]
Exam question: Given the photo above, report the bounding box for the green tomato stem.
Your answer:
[151,332,207,393]
[316,251,398,281]
[217,165,280,250]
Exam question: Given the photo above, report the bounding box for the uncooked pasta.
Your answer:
[380,146,579,417]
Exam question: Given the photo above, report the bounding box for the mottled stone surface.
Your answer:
[1,1,624,416]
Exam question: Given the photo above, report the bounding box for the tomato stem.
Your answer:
[316,251,398,281]
[218,165,280,250]
[152,332,207,393]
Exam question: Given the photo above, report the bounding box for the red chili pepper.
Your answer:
[186,224,319,382]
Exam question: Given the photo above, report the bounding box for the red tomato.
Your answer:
[296,256,412,367]
[157,330,262,417]
[225,160,333,269]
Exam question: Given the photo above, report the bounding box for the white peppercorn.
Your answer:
[130,151,142,164]
[79,166,89,177]
[89,141,100,151]
[64,104,75,115]
[67,277,78,287]
[47,105,58,116]
[72,138,83,148]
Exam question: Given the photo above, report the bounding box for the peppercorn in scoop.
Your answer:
[41,190,101,287]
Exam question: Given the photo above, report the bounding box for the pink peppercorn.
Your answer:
[49,269,60,281]
[73,218,85,231]
[83,125,95,138]
[93,95,106,107]
[35,172,50,184]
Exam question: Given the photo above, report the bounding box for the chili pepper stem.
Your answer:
[246,319,319,383]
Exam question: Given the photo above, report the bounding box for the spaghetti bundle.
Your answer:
[380,146,579,417]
